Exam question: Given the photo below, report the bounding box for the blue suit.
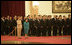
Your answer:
[24,22,29,34]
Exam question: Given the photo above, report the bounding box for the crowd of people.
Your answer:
[1,14,71,37]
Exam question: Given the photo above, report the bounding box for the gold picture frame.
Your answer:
[52,1,71,13]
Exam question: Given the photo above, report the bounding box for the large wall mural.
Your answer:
[52,1,71,13]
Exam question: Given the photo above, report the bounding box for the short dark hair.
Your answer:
[42,16,43,17]
[59,15,62,17]
[68,14,71,16]
[38,15,40,16]
[25,18,28,20]
[56,15,58,17]
[63,16,65,17]
[48,15,49,17]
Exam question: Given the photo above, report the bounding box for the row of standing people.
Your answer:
[1,16,17,35]
[28,15,71,36]
[1,14,71,36]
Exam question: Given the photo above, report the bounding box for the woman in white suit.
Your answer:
[17,16,22,39]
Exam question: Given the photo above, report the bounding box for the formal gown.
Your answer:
[17,19,22,38]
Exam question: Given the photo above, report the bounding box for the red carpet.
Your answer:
[1,35,71,44]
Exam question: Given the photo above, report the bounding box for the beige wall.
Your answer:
[25,1,30,17]
[25,1,71,18]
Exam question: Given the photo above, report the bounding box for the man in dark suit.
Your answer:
[33,17,38,36]
[21,16,25,36]
[30,17,34,36]
[4,17,7,35]
[1,17,5,35]
[40,16,43,36]
[46,15,52,36]
[39,15,43,36]
[36,15,42,36]
[9,17,13,35]
[5,16,10,35]
[52,15,58,36]
[31,17,36,36]
[58,15,63,36]
[31,15,37,36]
[66,14,71,35]
[42,15,47,36]
[28,15,33,36]
[12,16,17,36]
[62,16,67,35]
